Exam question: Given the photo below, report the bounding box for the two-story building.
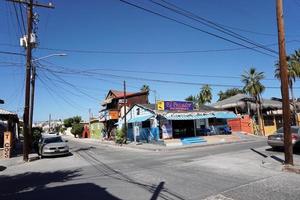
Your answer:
[99,90,149,139]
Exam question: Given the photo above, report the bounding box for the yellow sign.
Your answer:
[157,101,164,111]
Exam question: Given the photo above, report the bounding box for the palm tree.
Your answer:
[185,95,197,108]
[140,84,150,92]
[275,52,300,125]
[241,68,265,135]
[198,84,212,106]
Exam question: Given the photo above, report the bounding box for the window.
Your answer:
[142,120,150,128]
[128,123,133,129]
[136,108,140,116]
[263,116,274,126]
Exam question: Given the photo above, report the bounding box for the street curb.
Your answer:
[127,139,256,152]
[66,135,259,152]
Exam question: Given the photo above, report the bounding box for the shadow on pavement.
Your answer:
[0,170,121,200]
[0,166,6,171]
[72,146,96,153]
[77,150,186,200]
[265,147,300,155]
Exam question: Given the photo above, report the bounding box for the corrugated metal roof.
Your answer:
[0,108,17,116]
[162,113,215,120]
[128,114,154,123]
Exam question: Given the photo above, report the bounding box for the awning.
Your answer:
[128,114,153,123]
[164,113,214,120]
[213,112,237,119]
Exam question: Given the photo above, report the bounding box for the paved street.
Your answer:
[1,137,300,200]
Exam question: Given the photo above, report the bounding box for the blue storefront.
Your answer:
[118,103,237,143]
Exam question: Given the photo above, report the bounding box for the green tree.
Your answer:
[71,123,84,138]
[73,116,82,124]
[63,118,73,128]
[218,88,245,101]
[185,95,197,102]
[275,51,300,125]
[198,84,212,106]
[241,67,265,135]
[140,84,150,92]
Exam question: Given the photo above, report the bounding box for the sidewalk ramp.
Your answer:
[181,137,206,145]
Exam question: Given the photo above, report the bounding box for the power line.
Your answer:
[0,51,26,56]
[12,2,24,35]
[36,59,279,81]
[36,63,291,89]
[37,73,88,111]
[18,4,26,34]
[118,0,276,57]
[150,0,277,54]
[1,40,300,55]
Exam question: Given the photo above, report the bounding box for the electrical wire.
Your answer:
[36,63,290,89]
[12,2,24,36]
[150,0,277,54]
[18,4,26,34]
[1,40,300,55]
[0,51,26,56]
[118,0,276,58]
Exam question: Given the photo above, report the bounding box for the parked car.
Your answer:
[38,135,69,158]
[219,126,232,135]
[267,126,300,149]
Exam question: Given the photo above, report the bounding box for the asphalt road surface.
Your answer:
[1,138,300,200]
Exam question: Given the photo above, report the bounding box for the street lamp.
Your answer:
[29,53,67,135]
[31,53,67,62]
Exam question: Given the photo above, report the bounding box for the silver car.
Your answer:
[38,135,69,157]
[267,126,300,148]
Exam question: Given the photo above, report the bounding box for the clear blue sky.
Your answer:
[1,0,300,121]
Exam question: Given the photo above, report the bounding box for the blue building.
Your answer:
[118,103,237,143]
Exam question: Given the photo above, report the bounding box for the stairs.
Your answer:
[181,137,206,145]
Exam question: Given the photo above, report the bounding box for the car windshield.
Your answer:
[276,127,299,134]
[44,137,63,144]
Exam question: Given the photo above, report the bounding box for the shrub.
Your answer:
[115,126,126,144]
[71,124,84,138]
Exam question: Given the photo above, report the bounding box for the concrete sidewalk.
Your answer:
[65,132,264,152]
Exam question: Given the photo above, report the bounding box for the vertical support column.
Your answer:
[193,120,196,137]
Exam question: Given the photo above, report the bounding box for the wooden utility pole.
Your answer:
[29,65,36,137]
[276,0,293,165]
[8,0,54,161]
[123,80,127,143]
[23,0,33,162]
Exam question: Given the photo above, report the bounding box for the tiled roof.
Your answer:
[110,90,134,98]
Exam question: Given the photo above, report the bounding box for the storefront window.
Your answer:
[142,120,150,128]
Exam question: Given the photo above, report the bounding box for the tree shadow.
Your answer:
[0,170,121,200]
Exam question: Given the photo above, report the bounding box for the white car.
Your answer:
[38,135,69,158]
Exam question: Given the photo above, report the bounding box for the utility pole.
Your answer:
[276,0,293,165]
[123,80,127,143]
[7,0,54,162]
[49,113,51,132]
[29,65,36,136]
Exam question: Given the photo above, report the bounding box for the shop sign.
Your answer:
[4,132,11,159]
[157,101,193,111]
[157,101,165,111]
[109,111,119,120]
